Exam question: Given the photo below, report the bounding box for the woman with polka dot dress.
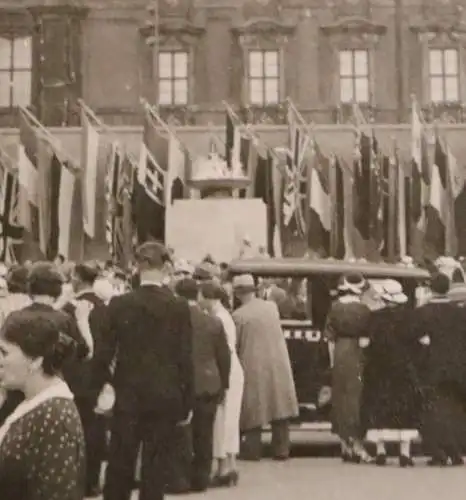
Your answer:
[0,308,86,500]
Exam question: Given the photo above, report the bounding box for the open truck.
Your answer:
[228,258,431,439]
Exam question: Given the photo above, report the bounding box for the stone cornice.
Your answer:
[321,16,387,38]
[231,16,296,36]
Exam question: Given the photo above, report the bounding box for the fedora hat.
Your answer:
[232,274,256,291]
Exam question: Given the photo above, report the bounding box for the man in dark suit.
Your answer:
[63,262,112,498]
[174,278,230,492]
[100,242,194,500]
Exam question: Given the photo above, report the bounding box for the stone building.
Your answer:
[1,0,466,128]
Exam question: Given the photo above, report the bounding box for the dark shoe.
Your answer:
[165,483,192,494]
[85,486,102,498]
[211,471,239,488]
[273,454,289,461]
[375,454,387,466]
[399,455,414,468]
[342,452,352,463]
[427,456,448,467]
[450,456,464,466]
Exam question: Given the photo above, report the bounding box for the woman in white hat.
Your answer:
[361,280,426,467]
[324,273,372,463]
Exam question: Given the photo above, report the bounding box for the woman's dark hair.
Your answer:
[28,262,64,299]
[200,281,231,310]
[430,272,450,295]
[175,278,199,301]
[2,309,76,376]
[6,265,29,294]
[74,263,99,285]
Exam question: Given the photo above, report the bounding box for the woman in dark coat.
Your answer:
[412,272,466,466]
[361,280,428,467]
[324,273,372,463]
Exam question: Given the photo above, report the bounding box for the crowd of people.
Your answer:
[0,242,299,500]
[326,272,466,467]
[1,243,466,500]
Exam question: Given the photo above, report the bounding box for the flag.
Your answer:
[134,111,169,243]
[380,153,398,261]
[253,151,277,256]
[105,142,123,261]
[308,142,331,257]
[332,156,346,259]
[18,110,40,243]
[425,135,448,257]
[397,157,408,258]
[225,112,234,169]
[353,131,372,241]
[281,106,311,255]
[445,143,462,256]
[0,155,23,263]
[81,107,100,238]
[410,99,430,258]
[166,136,188,207]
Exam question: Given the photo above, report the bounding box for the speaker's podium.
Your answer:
[165,153,267,262]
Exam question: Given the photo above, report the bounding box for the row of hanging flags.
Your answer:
[0,96,465,266]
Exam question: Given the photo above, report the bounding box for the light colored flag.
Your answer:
[81,108,100,238]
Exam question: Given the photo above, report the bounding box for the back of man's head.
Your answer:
[175,278,198,301]
[135,241,171,271]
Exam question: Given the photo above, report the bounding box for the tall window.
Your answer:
[158,51,189,106]
[339,49,370,103]
[248,49,280,106]
[0,36,32,108]
[429,48,459,103]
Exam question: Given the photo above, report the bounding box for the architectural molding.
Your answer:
[0,8,33,36]
[232,17,296,47]
[320,16,387,48]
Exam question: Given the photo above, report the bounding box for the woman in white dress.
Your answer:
[199,281,244,487]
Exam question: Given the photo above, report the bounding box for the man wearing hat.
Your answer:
[232,274,298,461]
[99,242,194,500]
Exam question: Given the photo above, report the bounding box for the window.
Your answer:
[0,36,32,108]
[247,49,280,106]
[428,48,459,103]
[339,49,370,103]
[158,51,189,106]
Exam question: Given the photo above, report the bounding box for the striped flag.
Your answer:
[0,153,23,264]
[80,107,100,238]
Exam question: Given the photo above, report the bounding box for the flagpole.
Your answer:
[221,100,282,162]
[19,107,79,173]
[140,98,196,162]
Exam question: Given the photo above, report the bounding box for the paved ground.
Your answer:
[97,457,466,500]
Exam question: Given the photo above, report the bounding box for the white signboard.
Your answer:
[166,198,267,263]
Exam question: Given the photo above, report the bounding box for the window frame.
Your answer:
[0,34,32,109]
[157,49,190,107]
[428,47,460,104]
[338,48,371,104]
[247,48,280,107]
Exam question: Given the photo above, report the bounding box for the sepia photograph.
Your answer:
[1,0,466,499]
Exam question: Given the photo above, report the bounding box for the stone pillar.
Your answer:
[28,3,88,126]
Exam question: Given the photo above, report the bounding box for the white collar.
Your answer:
[140,280,164,287]
[338,295,361,304]
[0,380,73,447]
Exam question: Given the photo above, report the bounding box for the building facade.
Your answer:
[1,0,466,128]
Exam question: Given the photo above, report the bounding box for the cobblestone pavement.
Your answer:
[112,457,466,500]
